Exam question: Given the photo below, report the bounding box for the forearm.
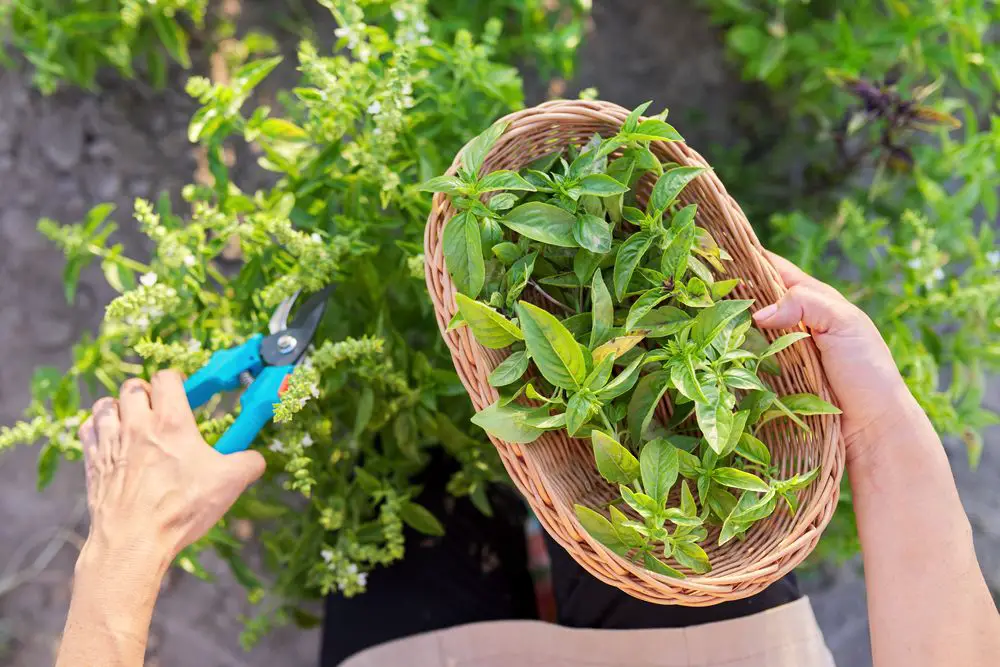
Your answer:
[56,540,168,667]
[849,391,1000,667]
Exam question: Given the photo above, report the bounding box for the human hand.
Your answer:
[77,370,266,570]
[752,251,922,463]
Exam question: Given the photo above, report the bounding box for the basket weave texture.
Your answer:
[424,99,845,605]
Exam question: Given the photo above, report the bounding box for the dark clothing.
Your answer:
[320,458,800,666]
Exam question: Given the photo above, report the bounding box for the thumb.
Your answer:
[752,284,863,337]
[216,450,267,502]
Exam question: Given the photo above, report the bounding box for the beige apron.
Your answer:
[341,596,837,667]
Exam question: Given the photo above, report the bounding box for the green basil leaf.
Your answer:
[619,484,659,519]
[561,312,593,340]
[627,370,671,443]
[567,393,596,436]
[743,328,781,375]
[636,306,690,338]
[505,251,537,307]
[761,332,811,359]
[575,504,629,556]
[719,517,751,546]
[680,480,698,516]
[729,489,778,523]
[622,206,647,227]
[487,350,530,387]
[419,175,465,194]
[610,505,647,548]
[595,355,645,402]
[676,282,714,308]
[443,212,485,297]
[152,12,191,67]
[589,268,613,348]
[711,278,740,300]
[631,118,684,142]
[707,486,738,522]
[780,393,842,415]
[670,355,708,403]
[480,217,503,254]
[517,301,587,389]
[663,507,703,527]
[673,540,711,574]
[538,272,580,289]
[623,101,652,133]
[660,205,697,281]
[695,382,736,454]
[585,353,616,390]
[721,410,750,457]
[640,438,679,505]
[502,202,578,247]
[678,450,702,479]
[736,432,771,467]
[446,311,466,332]
[686,255,715,285]
[462,121,509,177]
[581,194,605,218]
[759,400,809,431]
[573,213,613,254]
[723,368,766,391]
[488,192,519,212]
[523,411,568,429]
[400,502,445,536]
[614,231,655,300]
[574,249,604,285]
[478,170,538,193]
[691,300,754,352]
[781,490,800,515]
[605,157,636,223]
[592,430,640,485]
[454,293,524,349]
[492,241,522,265]
[713,467,770,492]
[471,401,544,443]
[740,389,776,425]
[712,312,752,354]
[578,173,630,196]
[36,442,59,491]
[644,552,686,579]
[776,467,820,492]
[649,167,707,216]
[625,288,671,332]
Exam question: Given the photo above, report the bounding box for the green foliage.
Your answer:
[700,0,1000,561]
[0,0,207,93]
[431,115,831,575]
[0,0,588,643]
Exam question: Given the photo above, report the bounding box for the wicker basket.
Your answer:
[424,99,845,605]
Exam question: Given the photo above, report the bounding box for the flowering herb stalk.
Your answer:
[0,0,594,644]
[424,107,839,575]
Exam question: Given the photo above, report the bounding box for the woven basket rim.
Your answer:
[423,99,846,605]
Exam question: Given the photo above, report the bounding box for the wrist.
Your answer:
[845,389,937,470]
[67,538,167,652]
[76,532,172,586]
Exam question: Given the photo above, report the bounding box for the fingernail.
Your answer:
[753,304,778,321]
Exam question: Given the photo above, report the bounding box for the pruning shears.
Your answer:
[184,286,331,454]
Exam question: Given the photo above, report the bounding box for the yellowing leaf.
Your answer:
[593,334,646,364]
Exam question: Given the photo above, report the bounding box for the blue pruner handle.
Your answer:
[184,335,265,410]
[213,365,293,455]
